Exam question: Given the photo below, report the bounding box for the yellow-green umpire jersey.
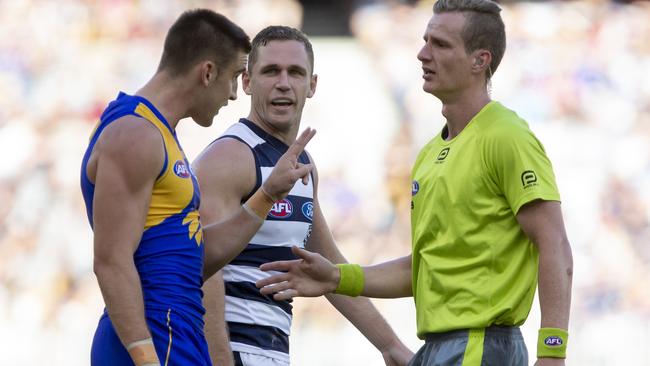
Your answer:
[410,101,561,338]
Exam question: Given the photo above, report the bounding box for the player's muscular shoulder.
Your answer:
[194,137,256,199]
[94,115,165,182]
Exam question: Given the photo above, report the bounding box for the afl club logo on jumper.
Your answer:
[269,199,293,218]
[521,170,538,189]
[302,202,314,221]
[173,160,191,178]
[544,336,563,347]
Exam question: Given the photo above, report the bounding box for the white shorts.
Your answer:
[233,351,289,366]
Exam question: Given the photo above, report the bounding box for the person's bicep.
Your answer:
[194,138,257,224]
[516,200,568,250]
[92,118,164,262]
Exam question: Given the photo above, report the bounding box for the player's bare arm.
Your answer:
[257,248,412,300]
[202,270,235,366]
[91,116,165,363]
[517,200,573,366]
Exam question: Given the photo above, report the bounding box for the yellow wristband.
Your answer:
[126,338,160,366]
[244,187,276,221]
[537,327,568,358]
[334,263,364,297]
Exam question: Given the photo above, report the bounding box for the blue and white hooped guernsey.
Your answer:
[218,119,314,363]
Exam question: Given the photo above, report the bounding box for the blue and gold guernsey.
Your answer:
[217,119,314,364]
[81,92,210,365]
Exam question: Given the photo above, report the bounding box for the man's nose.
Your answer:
[417,45,431,62]
[275,70,290,90]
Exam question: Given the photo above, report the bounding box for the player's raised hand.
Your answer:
[256,246,339,301]
[262,128,316,200]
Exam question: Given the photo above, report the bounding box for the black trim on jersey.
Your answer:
[248,145,262,203]
[298,150,311,165]
[239,118,312,167]
[228,321,289,354]
[240,119,288,155]
[233,351,244,366]
[231,244,298,267]
[225,281,293,314]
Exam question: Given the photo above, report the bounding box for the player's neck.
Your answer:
[136,72,190,130]
[441,88,491,140]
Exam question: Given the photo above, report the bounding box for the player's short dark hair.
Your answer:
[158,9,251,75]
[434,0,506,79]
[248,26,314,74]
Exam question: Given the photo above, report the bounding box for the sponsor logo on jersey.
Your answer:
[412,180,420,196]
[544,336,563,347]
[436,147,450,161]
[302,202,314,221]
[269,199,293,218]
[521,170,538,189]
[173,160,191,178]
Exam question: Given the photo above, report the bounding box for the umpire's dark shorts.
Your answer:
[408,325,528,366]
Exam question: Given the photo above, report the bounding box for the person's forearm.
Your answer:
[538,237,573,329]
[361,255,412,298]
[326,293,404,353]
[94,261,151,347]
[203,272,235,366]
[203,187,276,279]
[202,207,265,279]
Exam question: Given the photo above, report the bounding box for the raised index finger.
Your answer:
[287,127,316,156]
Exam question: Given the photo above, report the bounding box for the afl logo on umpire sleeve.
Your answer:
[173,160,191,178]
[521,170,538,188]
[269,199,293,218]
[301,202,314,221]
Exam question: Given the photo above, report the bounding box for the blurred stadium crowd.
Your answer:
[0,0,648,365]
